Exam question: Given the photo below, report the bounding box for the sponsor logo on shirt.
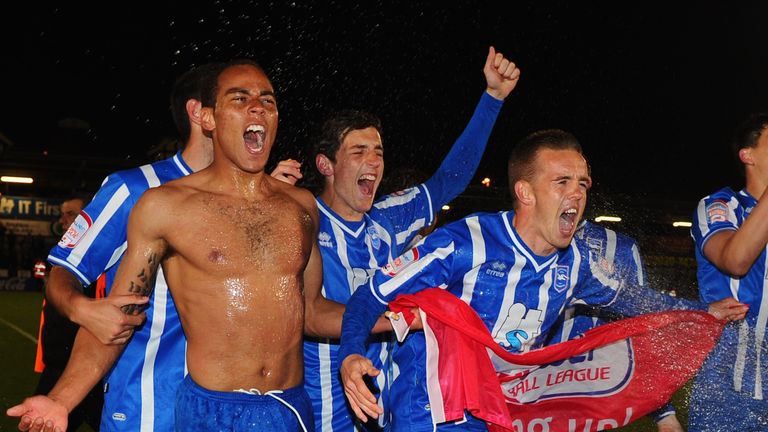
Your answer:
[486,261,508,278]
[705,199,729,224]
[318,231,333,248]
[58,211,93,248]
[383,247,419,276]
[111,412,127,421]
[554,265,570,292]
[493,304,544,352]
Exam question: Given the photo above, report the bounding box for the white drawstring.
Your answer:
[232,388,309,432]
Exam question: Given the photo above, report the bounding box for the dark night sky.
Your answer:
[2,1,768,203]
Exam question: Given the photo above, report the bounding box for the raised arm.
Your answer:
[7,189,168,432]
[702,187,768,277]
[422,47,519,207]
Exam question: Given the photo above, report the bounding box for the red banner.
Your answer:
[388,289,724,431]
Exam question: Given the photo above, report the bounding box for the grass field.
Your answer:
[0,291,691,431]
[0,291,93,432]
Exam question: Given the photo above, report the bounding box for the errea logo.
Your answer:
[318,231,333,248]
[112,412,127,421]
[486,261,508,278]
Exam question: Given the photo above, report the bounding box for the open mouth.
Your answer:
[244,124,266,154]
[357,174,377,196]
[559,208,577,235]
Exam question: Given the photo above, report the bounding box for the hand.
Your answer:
[656,414,684,432]
[340,354,383,422]
[484,46,521,100]
[6,395,68,432]
[72,295,148,345]
[708,297,749,322]
[270,159,303,185]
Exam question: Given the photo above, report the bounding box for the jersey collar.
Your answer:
[502,211,558,272]
[316,197,367,237]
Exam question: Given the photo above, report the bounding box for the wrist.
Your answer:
[47,392,75,414]
[68,295,91,326]
[485,88,506,101]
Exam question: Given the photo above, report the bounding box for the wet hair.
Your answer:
[169,62,223,143]
[732,112,768,177]
[507,129,585,206]
[199,59,269,109]
[310,109,383,189]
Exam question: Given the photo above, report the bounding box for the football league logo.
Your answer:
[705,200,729,224]
[58,211,93,248]
[383,247,419,277]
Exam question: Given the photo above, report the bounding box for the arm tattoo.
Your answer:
[122,252,160,314]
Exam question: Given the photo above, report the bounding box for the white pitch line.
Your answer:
[0,316,37,345]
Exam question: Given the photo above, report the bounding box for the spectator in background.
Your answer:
[33,195,103,431]
[689,112,768,430]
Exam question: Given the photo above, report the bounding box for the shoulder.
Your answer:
[697,187,738,207]
[271,178,317,213]
[133,176,195,213]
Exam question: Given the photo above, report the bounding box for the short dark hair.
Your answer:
[507,129,585,206]
[170,62,223,143]
[732,112,768,176]
[199,59,268,109]
[311,110,382,188]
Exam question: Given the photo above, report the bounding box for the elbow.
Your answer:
[303,307,321,337]
[721,257,752,278]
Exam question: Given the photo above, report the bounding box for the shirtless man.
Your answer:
[9,60,324,431]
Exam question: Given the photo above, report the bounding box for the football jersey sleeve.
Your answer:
[691,189,739,252]
[339,227,459,360]
[47,173,135,286]
[421,92,502,212]
[572,239,704,315]
[691,189,742,303]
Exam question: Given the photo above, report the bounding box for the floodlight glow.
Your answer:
[673,221,692,228]
[1,176,33,184]
[481,177,491,187]
[594,216,621,223]
[441,205,450,211]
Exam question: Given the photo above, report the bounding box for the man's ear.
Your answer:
[187,99,203,127]
[200,106,215,132]
[739,147,754,166]
[316,154,334,177]
[514,180,534,206]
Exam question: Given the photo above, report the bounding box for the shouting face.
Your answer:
[519,148,591,255]
[320,127,384,221]
[203,64,278,174]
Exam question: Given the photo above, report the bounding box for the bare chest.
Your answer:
[171,195,313,273]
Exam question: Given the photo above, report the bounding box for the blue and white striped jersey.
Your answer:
[305,92,503,432]
[48,152,191,432]
[692,187,768,399]
[548,221,646,344]
[340,210,700,431]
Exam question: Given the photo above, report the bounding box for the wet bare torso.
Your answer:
[158,173,314,392]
